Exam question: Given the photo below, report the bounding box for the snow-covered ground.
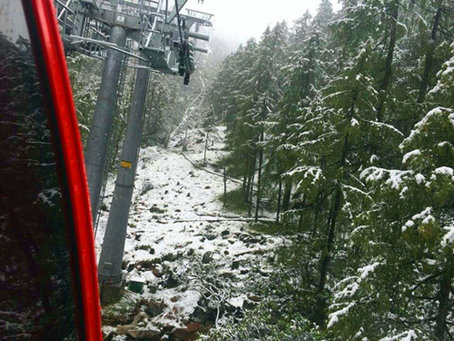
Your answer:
[95,126,286,339]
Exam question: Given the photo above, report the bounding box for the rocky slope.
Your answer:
[96,127,286,340]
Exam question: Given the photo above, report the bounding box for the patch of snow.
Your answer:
[360,167,410,189]
[36,188,60,206]
[358,262,380,280]
[327,303,355,328]
[425,258,436,265]
[412,207,432,221]
[288,166,323,186]
[379,330,418,341]
[364,120,403,137]
[442,224,454,247]
[437,141,453,148]
[175,290,201,316]
[401,107,453,148]
[432,166,454,180]
[370,154,379,163]
[399,186,408,199]
[422,215,435,225]
[415,173,425,184]
[228,295,246,308]
[402,220,414,233]
[351,225,368,235]
[402,150,420,164]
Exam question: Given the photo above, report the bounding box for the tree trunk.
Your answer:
[382,0,398,92]
[276,178,282,223]
[203,131,209,165]
[248,153,257,217]
[315,132,350,324]
[242,156,250,196]
[377,0,398,121]
[418,2,442,103]
[314,185,342,326]
[245,172,252,203]
[282,178,292,212]
[318,187,341,293]
[223,168,227,206]
[298,193,306,228]
[435,264,453,340]
[312,189,322,237]
[255,132,264,222]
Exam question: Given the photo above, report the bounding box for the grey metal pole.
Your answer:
[98,57,150,304]
[85,25,127,225]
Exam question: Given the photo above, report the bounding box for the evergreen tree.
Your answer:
[328,50,454,339]
[206,1,454,336]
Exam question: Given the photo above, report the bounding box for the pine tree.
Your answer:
[285,43,386,324]
[202,106,217,165]
[328,49,454,340]
[66,54,102,144]
[205,0,454,336]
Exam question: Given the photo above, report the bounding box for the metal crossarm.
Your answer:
[166,0,189,24]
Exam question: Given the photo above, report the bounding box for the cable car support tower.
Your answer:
[55,0,213,304]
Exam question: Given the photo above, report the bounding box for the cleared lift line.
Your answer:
[54,0,213,305]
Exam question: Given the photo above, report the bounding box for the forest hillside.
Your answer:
[205,0,454,339]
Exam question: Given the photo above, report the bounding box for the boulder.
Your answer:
[190,299,217,325]
[140,180,154,196]
[247,294,262,302]
[135,258,161,271]
[128,327,161,339]
[220,271,235,279]
[161,272,179,289]
[152,266,164,278]
[148,284,157,293]
[150,206,166,214]
[202,251,213,264]
[146,300,167,317]
[231,260,240,270]
[102,292,141,326]
[174,322,208,341]
[205,234,216,241]
[132,312,148,324]
[242,299,258,310]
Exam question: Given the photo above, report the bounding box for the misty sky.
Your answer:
[185,0,341,50]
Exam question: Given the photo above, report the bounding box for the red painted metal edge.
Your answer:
[28,1,102,340]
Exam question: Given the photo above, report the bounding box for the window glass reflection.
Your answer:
[0,2,77,339]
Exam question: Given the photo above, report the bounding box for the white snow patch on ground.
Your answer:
[95,126,286,333]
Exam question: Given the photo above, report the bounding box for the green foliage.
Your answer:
[66,54,102,143]
[219,188,249,214]
[249,222,299,236]
[208,0,454,338]
[201,301,325,341]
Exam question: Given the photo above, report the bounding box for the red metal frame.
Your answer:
[28,1,102,339]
